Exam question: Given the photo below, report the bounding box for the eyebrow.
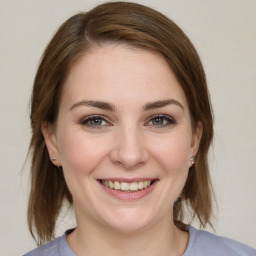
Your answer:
[143,99,184,111]
[69,99,184,112]
[69,100,116,111]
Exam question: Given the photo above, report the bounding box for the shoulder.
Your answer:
[23,236,62,256]
[23,232,75,256]
[185,226,256,256]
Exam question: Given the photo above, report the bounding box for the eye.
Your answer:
[146,114,176,127]
[80,115,111,128]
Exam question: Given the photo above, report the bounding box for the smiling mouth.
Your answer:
[100,180,156,192]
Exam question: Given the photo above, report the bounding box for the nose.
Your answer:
[109,126,149,169]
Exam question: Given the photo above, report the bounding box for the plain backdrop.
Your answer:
[0,0,255,255]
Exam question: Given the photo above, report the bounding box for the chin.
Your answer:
[100,207,157,234]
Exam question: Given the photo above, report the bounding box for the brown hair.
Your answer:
[28,1,214,245]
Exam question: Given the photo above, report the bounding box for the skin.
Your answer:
[42,44,202,256]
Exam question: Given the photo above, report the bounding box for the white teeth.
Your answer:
[121,182,129,190]
[114,181,120,190]
[138,181,144,189]
[109,180,114,189]
[130,182,139,191]
[102,180,152,191]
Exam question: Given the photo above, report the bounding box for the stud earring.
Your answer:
[190,155,195,165]
[52,157,56,161]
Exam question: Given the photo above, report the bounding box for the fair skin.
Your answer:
[42,44,202,256]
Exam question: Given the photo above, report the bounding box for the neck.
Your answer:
[67,214,187,256]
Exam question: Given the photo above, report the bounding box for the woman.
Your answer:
[24,1,256,255]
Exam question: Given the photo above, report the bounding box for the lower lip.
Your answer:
[99,180,158,201]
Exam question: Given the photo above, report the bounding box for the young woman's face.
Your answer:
[43,45,201,233]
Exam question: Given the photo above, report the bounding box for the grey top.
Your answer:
[24,226,256,256]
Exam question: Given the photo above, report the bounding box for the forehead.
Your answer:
[61,45,188,110]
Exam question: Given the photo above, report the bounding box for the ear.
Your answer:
[190,121,203,163]
[41,122,61,167]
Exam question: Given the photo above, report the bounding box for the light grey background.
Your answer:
[0,0,255,255]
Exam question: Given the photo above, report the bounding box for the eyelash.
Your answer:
[146,114,176,127]
[80,114,176,128]
[80,115,112,128]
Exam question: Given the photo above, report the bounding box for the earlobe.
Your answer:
[190,154,195,165]
[41,122,61,166]
[191,121,203,156]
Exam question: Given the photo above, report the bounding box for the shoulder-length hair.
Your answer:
[28,1,214,245]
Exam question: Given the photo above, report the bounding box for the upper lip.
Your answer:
[98,178,158,183]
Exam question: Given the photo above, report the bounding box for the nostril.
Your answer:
[109,148,149,169]
[109,133,149,169]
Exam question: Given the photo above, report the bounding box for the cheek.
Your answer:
[151,133,192,173]
[57,127,110,177]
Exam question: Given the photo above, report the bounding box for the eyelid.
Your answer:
[145,114,176,127]
[80,114,112,127]
[79,114,176,128]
